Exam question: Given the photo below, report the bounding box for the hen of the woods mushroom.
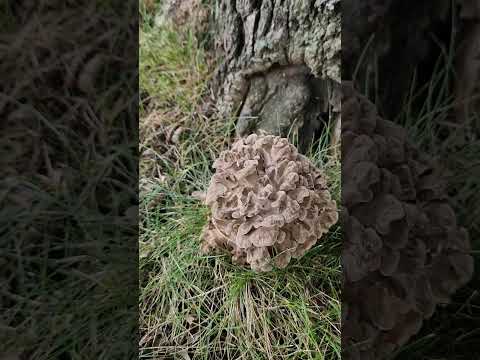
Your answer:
[199,134,338,272]
[342,83,474,359]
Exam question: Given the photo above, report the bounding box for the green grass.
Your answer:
[139,0,210,119]
[138,3,341,359]
[140,185,340,359]
[139,25,208,117]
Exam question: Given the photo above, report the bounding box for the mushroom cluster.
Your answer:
[200,134,338,272]
[342,83,474,359]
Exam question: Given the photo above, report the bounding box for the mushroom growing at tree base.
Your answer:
[200,134,338,272]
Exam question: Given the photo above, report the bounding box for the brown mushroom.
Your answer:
[200,134,338,272]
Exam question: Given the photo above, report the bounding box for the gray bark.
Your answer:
[212,0,340,150]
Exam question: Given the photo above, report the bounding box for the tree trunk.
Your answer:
[212,0,340,151]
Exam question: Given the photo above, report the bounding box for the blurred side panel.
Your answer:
[342,1,479,359]
[0,1,139,358]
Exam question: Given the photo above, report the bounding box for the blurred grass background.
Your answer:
[138,1,342,359]
[0,1,138,358]
[356,27,480,359]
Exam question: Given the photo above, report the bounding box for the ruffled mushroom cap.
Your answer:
[200,134,338,272]
[342,83,474,359]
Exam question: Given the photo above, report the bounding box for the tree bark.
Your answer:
[212,0,340,150]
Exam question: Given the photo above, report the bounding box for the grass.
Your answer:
[140,188,341,359]
[1,1,138,359]
[138,2,341,359]
[139,20,208,117]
